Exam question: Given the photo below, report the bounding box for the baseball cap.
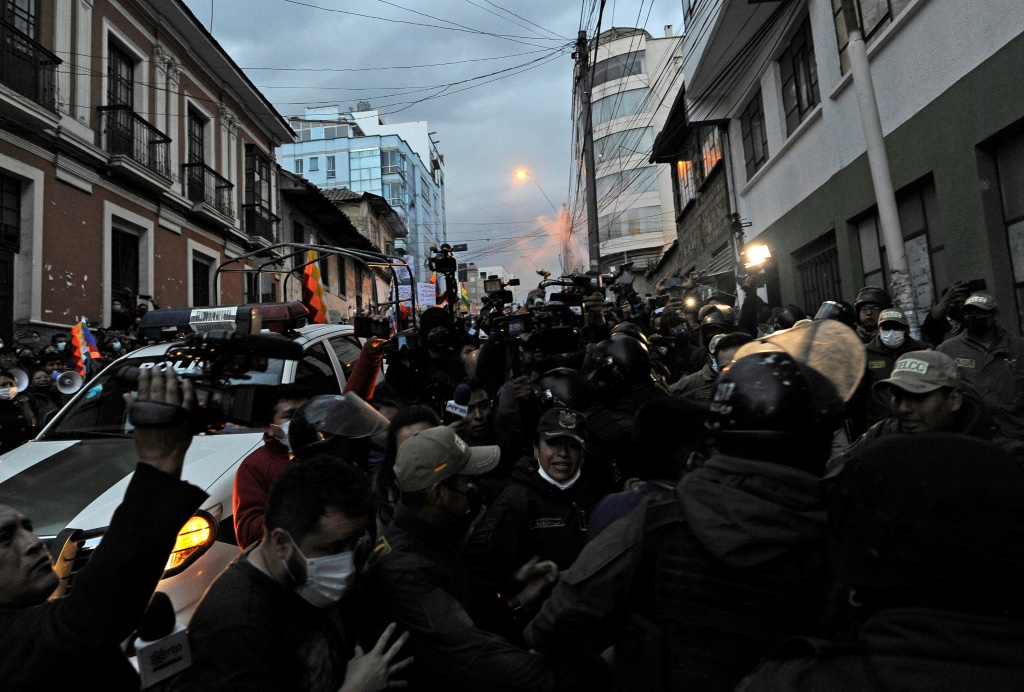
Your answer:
[536,407,588,447]
[877,309,908,327]
[874,350,959,395]
[394,426,499,492]
[963,292,997,312]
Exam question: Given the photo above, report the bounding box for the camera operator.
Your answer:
[0,366,207,689]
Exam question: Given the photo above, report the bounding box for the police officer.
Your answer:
[937,292,1024,447]
[525,351,841,692]
[861,308,929,425]
[853,286,892,344]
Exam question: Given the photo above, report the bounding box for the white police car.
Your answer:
[0,302,367,624]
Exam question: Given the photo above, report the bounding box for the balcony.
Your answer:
[98,105,172,188]
[0,19,61,129]
[183,162,234,226]
[242,203,279,247]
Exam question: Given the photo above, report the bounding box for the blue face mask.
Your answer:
[711,359,720,373]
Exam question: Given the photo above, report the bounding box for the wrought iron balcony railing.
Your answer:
[183,162,234,218]
[0,19,60,112]
[98,105,172,180]
[242,203,280,242]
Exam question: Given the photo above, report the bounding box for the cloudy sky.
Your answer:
[183,0,684,287]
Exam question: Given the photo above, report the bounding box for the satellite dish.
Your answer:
[56,371,84,395]
[9,367,28,393]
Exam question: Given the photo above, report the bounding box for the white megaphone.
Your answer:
[56,371,84,395]
[9,367,28,393]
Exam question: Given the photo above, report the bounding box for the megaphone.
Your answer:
[56,371,84,395]
[9,367,28,393]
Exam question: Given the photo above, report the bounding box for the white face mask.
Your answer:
[536,463,582,491]
[880,329,905,349]
[56,342,66,351]
[0,386,17,400]
[276,420,291,449]
[286,537,355,608]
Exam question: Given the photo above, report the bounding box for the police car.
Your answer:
[0,302,367,624]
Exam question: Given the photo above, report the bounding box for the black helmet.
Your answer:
[610,322,650,347]
[827,433,1024,608]
[772,304,807,331]
[288,393,390,458]
[697,304,736,325]
[814,300,856,326]
[586,334,652,395]
[854,286,892,312]
[533,367,596,412]
[418,307,453,338]
[706,351,842,441]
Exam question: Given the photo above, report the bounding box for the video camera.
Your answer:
[483,275,520,306]
[427,243,467,275]
[353,314,392,340]
[117,329,302,433]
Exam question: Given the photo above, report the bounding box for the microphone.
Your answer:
[134,592,191,688]
[445,383,472,418]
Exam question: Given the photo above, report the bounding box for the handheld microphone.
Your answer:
[445,383,472,418]
[134,592,191,688]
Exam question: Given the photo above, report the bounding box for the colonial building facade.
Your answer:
[0,0,294,338]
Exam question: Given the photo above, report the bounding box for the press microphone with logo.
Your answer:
[134,591,192,688]
[445,383,472,418]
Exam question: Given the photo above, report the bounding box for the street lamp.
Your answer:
[513,168,558,215]
[520,255,551,279]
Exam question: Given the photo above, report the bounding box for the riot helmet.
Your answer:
[814,300,856,326]
[706,351,842,469]
[700,308,734,344]
[610,322,650,347]
[771,304,807,331]
[586,334,653,396]
[854,286,892,312]
[288,393,390,466]
[533,367,596,412]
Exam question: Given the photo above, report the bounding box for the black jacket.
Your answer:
[362,502,608,692]
[0,464,206,691]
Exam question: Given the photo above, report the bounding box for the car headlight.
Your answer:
[164,511,216,576]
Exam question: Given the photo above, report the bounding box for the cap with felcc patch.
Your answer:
[394,426,500,492]
[874,350,960,395]
[877,309,908,327]
[963,292,997,311]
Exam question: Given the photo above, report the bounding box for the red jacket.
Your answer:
[343,344,384,401]
[232,435,290,549]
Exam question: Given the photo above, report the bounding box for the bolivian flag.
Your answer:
[302,249,328,324]
[461,283,470,309]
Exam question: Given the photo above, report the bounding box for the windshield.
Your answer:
[42,354,286,439]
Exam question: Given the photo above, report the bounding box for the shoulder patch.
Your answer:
[868,360,886,369]
[529,517,566,530]
[955,357,975,369]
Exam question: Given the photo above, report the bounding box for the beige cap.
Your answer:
[394,426,500,492]
[874,350,959,395]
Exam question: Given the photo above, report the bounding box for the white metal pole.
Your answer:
[842,0,920,338]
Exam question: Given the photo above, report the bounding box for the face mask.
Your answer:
[711,359,720,373]
[276,420,292,449]
[879,329,905,349]
[964,314,994,337]
[285,537,356,608]
[427,332,451,349]
[56,342,66,352]
[537,463,581,490]
[111,341,121,351]
[0,386,17,400]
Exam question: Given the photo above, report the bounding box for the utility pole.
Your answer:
[841,0,920,337]
[577,30,601,273]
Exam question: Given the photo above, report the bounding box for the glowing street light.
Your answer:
[744,244,772,269]
[513,168,558,214]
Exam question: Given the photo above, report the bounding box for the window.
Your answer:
[0,173,20,253]
[326,156,335,179]
[592,50,646,88]
[338,256,347,295]
[187,110,205,165]
[294,342,341,396]
[856,180,945,323]
[245,273,276,303]
[995,132,1024,329]
[594,127,654,163]
[794,231,841,314]
[107,43,134,108]
[381,150,403,175]
[350,149,381,193]
[245,145,271,212]
[329,335,363,380]
[780,16,820,136]
[676,159,698,209]
[593,88,651,126]
[598,205,661,241]
[596,167,659,201]
[673,126,722,212]
[111,228,139,306]
[702,127,723,174]
[192,254,212,307]
[4,0,36,38]
[308,157,319,172]
[833,0,914,74]
[740,90,769,180]
[294,158,303,175]
[384,182,404,207]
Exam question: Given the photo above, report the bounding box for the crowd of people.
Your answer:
[1,274,1023,691]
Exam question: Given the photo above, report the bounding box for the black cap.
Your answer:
[536,407,587,447]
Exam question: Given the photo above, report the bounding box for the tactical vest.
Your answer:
[614,490,828,692]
